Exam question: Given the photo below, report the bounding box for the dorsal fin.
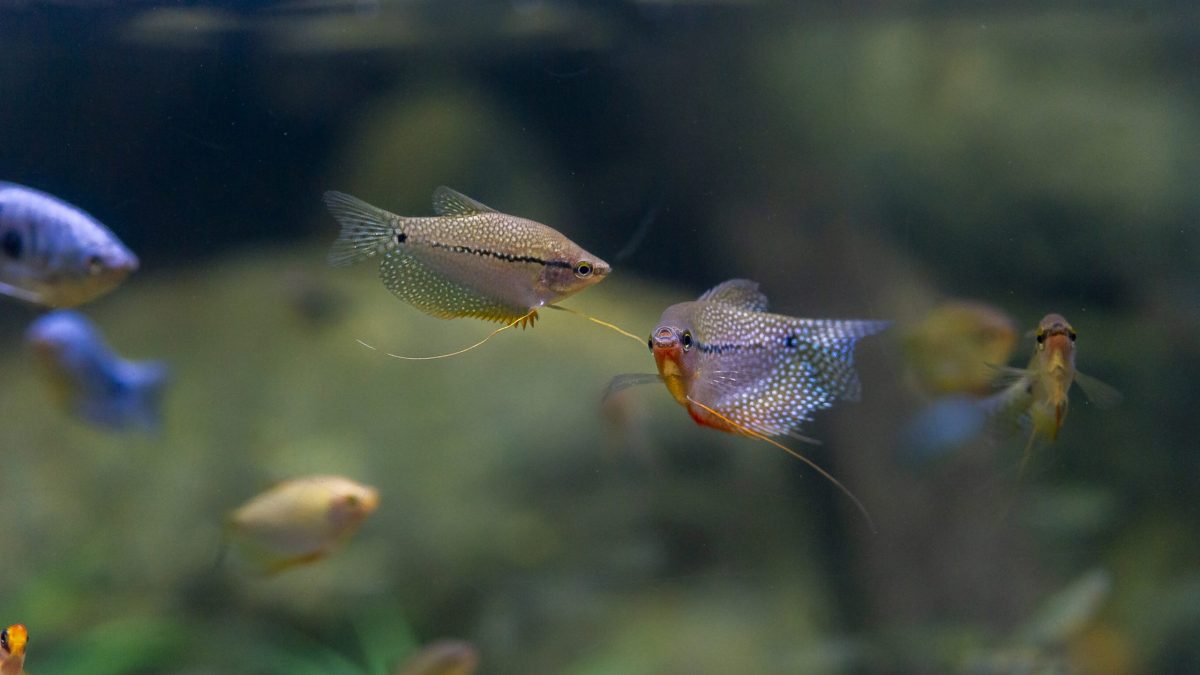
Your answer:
[431,186,497,217]
[699,279,768,312]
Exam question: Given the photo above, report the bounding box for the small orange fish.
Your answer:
[324,187,609,328]
[0,624,27,675]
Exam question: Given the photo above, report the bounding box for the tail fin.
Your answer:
[323,191,398,267]
[128,360,170,430]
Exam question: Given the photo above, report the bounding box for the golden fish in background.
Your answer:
[992,313,1122,467]
[0,182,138,307]
[608,279,888,524]
[324,187,610,328]
[902,313,1121,466]
[0,624,27,675]
[394,640,479,675]
[227,475,379,574]
[902,300,1018,396]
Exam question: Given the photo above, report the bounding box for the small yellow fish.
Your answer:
[0,624,27,675]
[324,187,610,327]
[394,640,479,675]
[902,301,1018,396]
[990,313,1121,467]
[227,475,379,574]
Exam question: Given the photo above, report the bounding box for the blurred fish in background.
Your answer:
[324,187,609,328]
[25,310,169,432]
[394,640,479,675]
[0,183,138,307]
[902,301,1019,397]
[0,624,26,675]
[226,475,379,574]
[901,313,1121,468]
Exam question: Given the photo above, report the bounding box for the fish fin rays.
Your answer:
[0,281,44,305]
[602,373,662,404]
[1074,371,1122,409]
[324,191,399,268]
[378,251,532,325]
[431,186,498,217]
[699,279,769,312]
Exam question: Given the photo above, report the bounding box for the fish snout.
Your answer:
[652,326,679,350]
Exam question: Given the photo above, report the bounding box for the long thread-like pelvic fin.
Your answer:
[355,309,536,361]
[547,304,645,345]
[687,396,876,533]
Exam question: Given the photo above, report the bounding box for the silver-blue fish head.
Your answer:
[70,235,139,294]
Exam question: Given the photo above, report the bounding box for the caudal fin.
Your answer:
[128,360,170,430]
[323,191,398,268]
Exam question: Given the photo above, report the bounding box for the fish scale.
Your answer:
[691,301,888,436]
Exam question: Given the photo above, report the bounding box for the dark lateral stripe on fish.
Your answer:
[428,241,572,269]
[698,336,809,355]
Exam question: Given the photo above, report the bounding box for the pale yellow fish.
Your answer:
[0,624,27,675]
[394,640,479,675]
[227,475,379,574]
[324,187,610,327]
[902,300,1018,396]
[987,313,1121,468]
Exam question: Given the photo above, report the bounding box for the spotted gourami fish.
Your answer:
[640,279,888,438]
[324,187,609,327]
[395,640,480,675]
[0,182,138,307]
[609,280,888,524]
[0,624,26,675]
[26,310,169,432]
[227,475,379,574]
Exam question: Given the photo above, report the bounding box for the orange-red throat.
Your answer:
[651,326,690,407]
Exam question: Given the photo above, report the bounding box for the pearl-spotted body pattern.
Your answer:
[652,279,888,439]
[324,187,609,326]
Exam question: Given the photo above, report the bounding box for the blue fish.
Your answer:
[0,182,138,307]
[26,311,169,432]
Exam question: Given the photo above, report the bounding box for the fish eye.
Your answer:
[1036,332,1045,344]
[1069,331,1077,342]
[1,628,8,652]
[682,331,693,351]
[1,229,22,259]
[86,254,105,275]
[574,261,593,278]
[647,336,653,351]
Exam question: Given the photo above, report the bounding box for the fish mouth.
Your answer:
[652,326,679,349]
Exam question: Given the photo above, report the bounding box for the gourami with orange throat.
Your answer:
[0,624,27,675]
[607,280,889,527]
[988,313,1122,470]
